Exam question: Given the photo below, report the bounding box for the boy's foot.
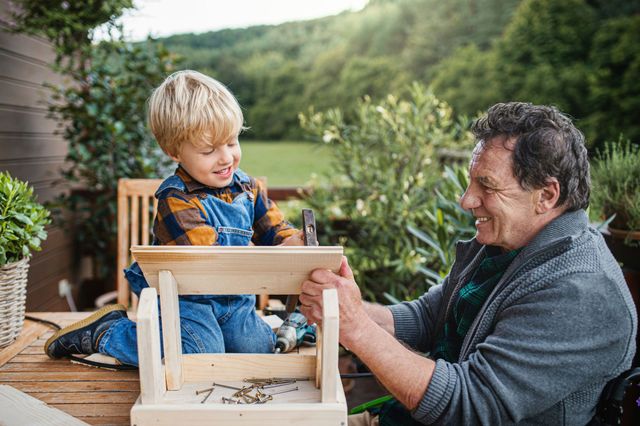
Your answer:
[44,304,127,359]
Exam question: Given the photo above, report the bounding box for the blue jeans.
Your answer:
[98,263,276,366]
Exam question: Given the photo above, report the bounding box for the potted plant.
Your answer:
[0,172,50,348]
[590,139,640,272]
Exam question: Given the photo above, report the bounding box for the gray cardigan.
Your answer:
[390,210,637,425]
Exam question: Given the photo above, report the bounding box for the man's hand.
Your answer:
[280,230,305,246]
[299,256,370,348]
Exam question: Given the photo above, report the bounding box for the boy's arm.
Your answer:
[153,191,218,245]
[251,178,298,246]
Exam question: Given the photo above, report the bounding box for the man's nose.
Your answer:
[460,187,480,210]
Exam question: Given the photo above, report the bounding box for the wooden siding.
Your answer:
[0,0,73,312]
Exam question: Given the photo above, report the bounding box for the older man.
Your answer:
[300,102,637,425]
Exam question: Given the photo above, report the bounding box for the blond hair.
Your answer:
[148,70,244,156]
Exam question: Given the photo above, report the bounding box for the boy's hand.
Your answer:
[280,230,305,246]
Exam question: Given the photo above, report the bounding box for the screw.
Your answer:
[213,382,244,391]
[195,386,214,395]
[222,397,241,404]
[200,389,214,404]
[265,386,298,396]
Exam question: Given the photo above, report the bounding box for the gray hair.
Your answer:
[471,102,590,211]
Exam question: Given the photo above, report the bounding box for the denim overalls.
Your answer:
[98,170,276,366]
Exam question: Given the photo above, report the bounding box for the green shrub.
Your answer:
[48,39,177,280]
[300,83,474,301]
[590,139,640,231]
[0,172,51,265]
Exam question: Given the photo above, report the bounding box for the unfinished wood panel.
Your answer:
[159,270,183,390]
[0,385,90,426]
[321,289,339,403]
[181,353,317,382]
[137,287,165,404]
[131,401,347,426]
[132,246,343,295]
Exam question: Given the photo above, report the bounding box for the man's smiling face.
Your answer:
[459,137,542,251]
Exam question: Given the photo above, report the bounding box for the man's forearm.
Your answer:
[346,316,434,410]
[363,301,395,335]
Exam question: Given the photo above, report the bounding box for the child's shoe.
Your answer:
[44,304,127,358]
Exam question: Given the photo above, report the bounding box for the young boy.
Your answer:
[45,70,303,365]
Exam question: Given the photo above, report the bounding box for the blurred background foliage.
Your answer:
[299,85,475,300]
[160,0,640,149]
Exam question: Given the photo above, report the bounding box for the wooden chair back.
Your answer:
[116,178,163,308]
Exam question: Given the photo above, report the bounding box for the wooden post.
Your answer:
[159,270,184,390]
[321,289,339,403]
[116,179,130,307]
[136,287,165,404]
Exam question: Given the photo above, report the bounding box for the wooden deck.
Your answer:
[0,313,139,426]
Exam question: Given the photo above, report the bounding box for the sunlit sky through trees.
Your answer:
[98,0,369,41]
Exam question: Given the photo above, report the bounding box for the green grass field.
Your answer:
[239,140,333,186]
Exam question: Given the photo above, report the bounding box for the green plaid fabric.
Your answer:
[432,246,521,362]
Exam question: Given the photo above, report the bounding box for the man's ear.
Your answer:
[168,151,180,163]
[536,178,561,214]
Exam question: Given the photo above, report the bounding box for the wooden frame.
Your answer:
[130,246,347,425]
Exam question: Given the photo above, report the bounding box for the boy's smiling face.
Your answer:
[171,134,241,188]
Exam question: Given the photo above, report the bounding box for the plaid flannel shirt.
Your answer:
[152,167,297,246]
[432,246,521,362]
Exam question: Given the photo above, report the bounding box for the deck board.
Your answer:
[0,312,139,426]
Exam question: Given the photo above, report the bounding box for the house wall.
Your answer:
[0,0,74,311]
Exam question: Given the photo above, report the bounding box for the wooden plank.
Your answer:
[315,324,323,389]
[0,157,65,185]
[130,401,346,426]
[50,403,134,417]
[0,25,56,65]
[0,105,57,134]
[0,385,90,425]
[33,391,138,404]
[181,353,316,382]
[136,287,165,404]
[0,320,49,366]
[130,194,139,247]
[159,270,183,391]
[0,134,66,160]
[9,381,139,393]
[0,77,52,110]
[76,417,129,426]
[131,246,343,295]
[321,289,340,403]
[0,48,64,87]
[0,371,139,381]
[119,178,162,194]
[1,362,134,372]
[141,195,150,245]
[117,179,131,307]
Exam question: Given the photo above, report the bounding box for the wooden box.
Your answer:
[129,246,347,426]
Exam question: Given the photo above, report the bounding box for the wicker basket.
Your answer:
[0,256,30,348]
